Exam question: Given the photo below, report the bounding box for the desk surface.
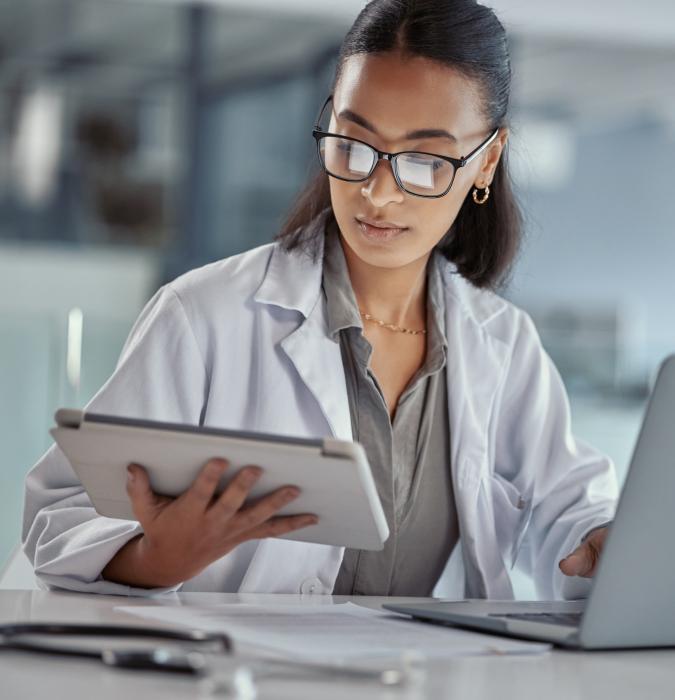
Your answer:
[2,590,674,700]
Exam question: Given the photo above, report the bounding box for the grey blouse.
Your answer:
[321,223,459,596]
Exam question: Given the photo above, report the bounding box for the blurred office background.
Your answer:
[1,0,674,592]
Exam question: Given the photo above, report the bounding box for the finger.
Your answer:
[229,485,302,535]
[208,466,263,520]
[241,513,319,541]
[179,458,229,511]
[559,542,599,578]
[126,463,170,524]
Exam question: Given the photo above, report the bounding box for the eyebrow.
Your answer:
[337,108,458,143]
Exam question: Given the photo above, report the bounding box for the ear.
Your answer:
[475,127,509,188]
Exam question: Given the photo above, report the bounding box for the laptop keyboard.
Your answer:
[489,612,583,627]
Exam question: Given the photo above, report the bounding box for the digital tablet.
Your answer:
[50,409,389,551]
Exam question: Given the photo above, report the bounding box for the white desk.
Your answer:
[2,590,674,699]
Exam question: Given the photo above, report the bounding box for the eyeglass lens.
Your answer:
[318,136,455,196]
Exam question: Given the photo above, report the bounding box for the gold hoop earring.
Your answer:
[472,185,490,205]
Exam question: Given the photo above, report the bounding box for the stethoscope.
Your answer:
[0,622,231,675]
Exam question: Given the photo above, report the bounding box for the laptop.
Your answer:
[384,353,675,649]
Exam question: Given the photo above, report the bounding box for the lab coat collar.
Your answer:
[253,208,330,318]
[252,209,513,456]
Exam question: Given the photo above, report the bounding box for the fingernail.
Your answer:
[304,516,318,525]
[126,466,135,482]
[244,472,261,486]
[208,461,226,475]
[286,487,300,498]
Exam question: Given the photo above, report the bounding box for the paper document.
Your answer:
[117,602,550,661]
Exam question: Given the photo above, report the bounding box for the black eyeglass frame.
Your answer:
[311,95,500,199]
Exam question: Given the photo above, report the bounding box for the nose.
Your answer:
[360,158,405,207]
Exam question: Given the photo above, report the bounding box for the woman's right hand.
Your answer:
[101,458,318,588]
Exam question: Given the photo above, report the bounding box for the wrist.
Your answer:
[133,535,187,588]
[102,534,184,588]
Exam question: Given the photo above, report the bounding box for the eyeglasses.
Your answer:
[311,95,499,199]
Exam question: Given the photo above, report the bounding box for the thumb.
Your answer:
[559,542,595,578]
[126,463,166,524]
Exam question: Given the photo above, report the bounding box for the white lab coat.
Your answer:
[22,232,618,600]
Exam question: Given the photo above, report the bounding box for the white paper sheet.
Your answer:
[116,602,550,662]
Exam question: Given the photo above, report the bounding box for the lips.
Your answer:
[356,216,407,230]
[355,216,409,242]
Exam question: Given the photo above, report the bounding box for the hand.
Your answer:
[558,526,609,578]
[102,458,318,588]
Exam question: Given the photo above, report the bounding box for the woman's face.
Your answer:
[328,52,507,270]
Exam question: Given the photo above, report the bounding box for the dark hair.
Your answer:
[275,0,522,290]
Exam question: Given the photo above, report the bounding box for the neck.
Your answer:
[339,236,431,327]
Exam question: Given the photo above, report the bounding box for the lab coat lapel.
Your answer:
[280,299,353,441]
[442,265,514,599]
[253,218,352,442]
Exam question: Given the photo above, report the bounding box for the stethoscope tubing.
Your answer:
[0,622,232,659]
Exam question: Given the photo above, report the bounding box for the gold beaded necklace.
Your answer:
[359,310,427,335]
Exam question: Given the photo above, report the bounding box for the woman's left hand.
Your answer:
[558,526,609,578]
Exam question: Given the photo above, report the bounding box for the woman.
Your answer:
[22,0,616,600]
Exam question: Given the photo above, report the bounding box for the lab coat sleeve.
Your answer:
[22,285,209,596]
[494,310,619,600]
